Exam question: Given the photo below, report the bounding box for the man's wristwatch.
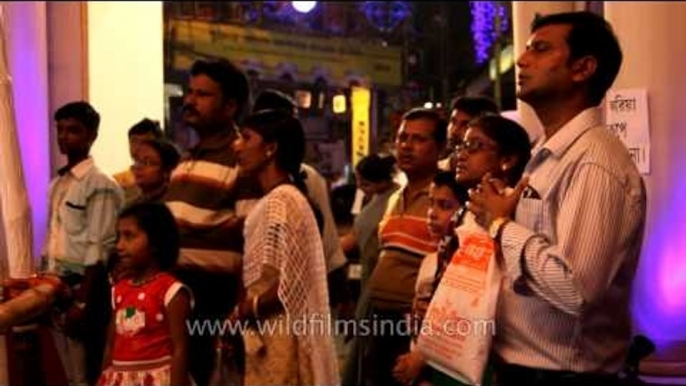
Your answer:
[488,217,510,240]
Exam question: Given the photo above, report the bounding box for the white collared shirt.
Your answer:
[495,108,647,373]
[44,157,124,275]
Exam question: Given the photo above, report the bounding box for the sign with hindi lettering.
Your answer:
[605,88,650,174]
[351,87,371,167]
[170,20,402,87]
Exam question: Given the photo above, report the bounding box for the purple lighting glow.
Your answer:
[360,2,410,33]
[632,157,686,348]
[470,1,509,64]
[6,3,50,260]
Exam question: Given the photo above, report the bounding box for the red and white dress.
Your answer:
[98,272,193,386]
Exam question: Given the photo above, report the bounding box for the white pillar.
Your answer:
[47,2,87,171]
[3,1,49,273]
[0,2,48,383]
[87,1,164,176]
[605,1,686,376]
[512,1,576,141]
[0,2,165,383]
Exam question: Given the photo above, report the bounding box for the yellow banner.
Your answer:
[351,87,371,167]
[169,19,402,86]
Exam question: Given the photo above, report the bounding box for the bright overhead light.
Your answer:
[292,1,317,14]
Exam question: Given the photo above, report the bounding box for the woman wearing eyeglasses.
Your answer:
[393,114,531,386]
[454,114,531,190]
[109,138,182,284]
[130,138,181,205]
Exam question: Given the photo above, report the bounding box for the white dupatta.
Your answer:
[243,184,340,386]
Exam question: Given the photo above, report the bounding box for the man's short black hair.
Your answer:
[532,11,622,106]
[190,59,250,114]
[450,95,500,117]
[54,101,100,132]
[401,107,448,145]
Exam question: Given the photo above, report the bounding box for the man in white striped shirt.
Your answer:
[468,12,647,386]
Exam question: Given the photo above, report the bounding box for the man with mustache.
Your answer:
[361,108,446,386]
[164,59,260,386]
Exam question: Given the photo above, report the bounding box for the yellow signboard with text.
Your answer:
[351,87,371,167]
[169,19,402,87]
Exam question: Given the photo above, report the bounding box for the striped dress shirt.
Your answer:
[495,108,647,373]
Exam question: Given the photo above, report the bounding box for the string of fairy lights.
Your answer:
[470,1,509,64]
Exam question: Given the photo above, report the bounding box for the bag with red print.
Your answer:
[416,213,502,386]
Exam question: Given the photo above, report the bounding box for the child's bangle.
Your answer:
[251,295,260,320]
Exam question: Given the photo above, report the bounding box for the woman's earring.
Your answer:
[501,164,509,171]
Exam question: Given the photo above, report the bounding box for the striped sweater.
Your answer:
[367,183,438,311]
[164,128,261,273]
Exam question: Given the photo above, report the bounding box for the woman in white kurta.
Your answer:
[230,109,340,386]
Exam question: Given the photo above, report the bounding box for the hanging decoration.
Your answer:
[360,1,411,33]
[470,1,509,64]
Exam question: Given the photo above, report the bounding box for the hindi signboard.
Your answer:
[605,88,650,174]
[351,87,371,167]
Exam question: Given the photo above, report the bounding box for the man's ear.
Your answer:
[571,55,598,83]
[89,130,98,146]
[222,99,238,120]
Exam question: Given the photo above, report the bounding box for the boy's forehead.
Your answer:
[56,117,85,128]
[130,133,156,141]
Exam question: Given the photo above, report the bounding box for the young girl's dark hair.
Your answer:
[118,202,180,270]
[432,171,469,205]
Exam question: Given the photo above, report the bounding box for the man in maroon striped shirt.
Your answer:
[363,108,446,386]
[164,59,261,385]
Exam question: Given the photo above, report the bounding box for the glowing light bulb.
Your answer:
[292,1,317,13]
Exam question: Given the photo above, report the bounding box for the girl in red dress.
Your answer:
[98,202,193,386]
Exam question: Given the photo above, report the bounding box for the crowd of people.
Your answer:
[13,10,647,386]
